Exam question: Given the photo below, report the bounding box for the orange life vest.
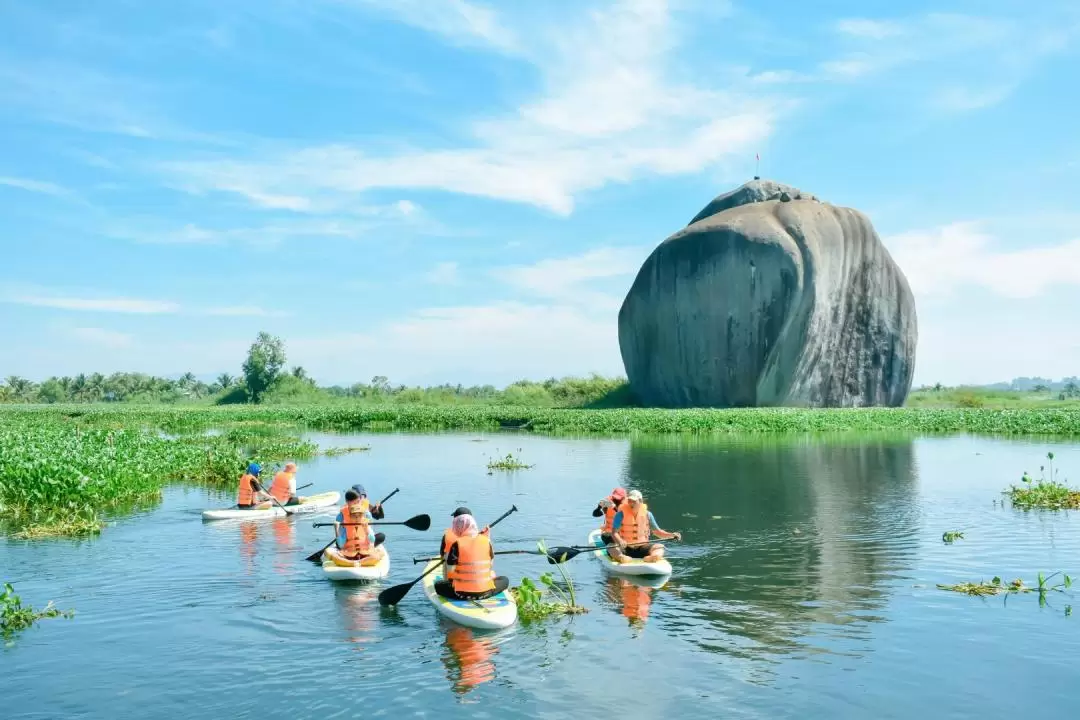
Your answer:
[441,528,459,558]
[449,535,495,594]
[270,470,294,503]
[602,498,623,533]
[237,473,259,505]
[617,502,650,544]
[341,501,371,556]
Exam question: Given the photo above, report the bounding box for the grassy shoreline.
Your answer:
[7,403,1080,436]
[5,403,1080,539]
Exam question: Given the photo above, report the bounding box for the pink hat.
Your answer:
[611,487,627,501]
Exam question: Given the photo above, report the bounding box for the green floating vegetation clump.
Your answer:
[1,583,74,639]
[486,451,534,471]
[938,572,1072,606]
[942,530,965,543]
[1004,452,1080,510]
[509,541,588,621]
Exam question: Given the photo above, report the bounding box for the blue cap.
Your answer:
[248,463,261,475]
[351,484,366,497]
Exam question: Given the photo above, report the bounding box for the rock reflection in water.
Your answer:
[624,433,919,660]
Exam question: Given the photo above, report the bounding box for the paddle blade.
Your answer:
[378,581,415,607]
[545,546,582,564]
[403,513,431,531]
[305,539,334,563]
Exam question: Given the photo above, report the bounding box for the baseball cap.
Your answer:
[451,506,472,517]
[611,487,627,501]
[351,484,366,497]
[628,489,643,502]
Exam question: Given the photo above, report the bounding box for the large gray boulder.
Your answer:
[617,179,917,408]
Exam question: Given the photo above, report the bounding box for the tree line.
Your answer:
[0,332,631,408]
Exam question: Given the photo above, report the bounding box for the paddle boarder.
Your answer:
[608,489,681,564]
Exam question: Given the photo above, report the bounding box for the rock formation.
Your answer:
[617,179,917,408]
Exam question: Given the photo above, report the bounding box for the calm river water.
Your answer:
[3,431,1080,718]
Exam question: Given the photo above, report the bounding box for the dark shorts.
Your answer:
[285,496,300,506]
[623,544,651,559]
[237,503,254,509]
[600,532,613,545]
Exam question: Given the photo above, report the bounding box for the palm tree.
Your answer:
[217,373,234,389]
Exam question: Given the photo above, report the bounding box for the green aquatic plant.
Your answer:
[486,451,534,471]
[1,583,74,639]
[942,530,965,543]
[322,445,371,457]
[1005,452,1080,510]
[938,572,1073,607]
[509,540,587,621]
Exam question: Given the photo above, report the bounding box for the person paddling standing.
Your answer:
[609,489,681,564]
[436,513,508,601]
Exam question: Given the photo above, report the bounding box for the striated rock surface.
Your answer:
[617,179,917,408]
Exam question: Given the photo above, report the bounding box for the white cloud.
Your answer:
[424,261,461,285]
[161,0,778,216]
[884,221,1080,300]
[288,301,623,385]
[6,293,181,314]
[71,327,134,349]
[340,0,520,55]
[0,176,70,197]
[495,246,647,309]
[834,19,903,40]
[203,305,288,317]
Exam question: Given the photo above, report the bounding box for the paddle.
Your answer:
[312,513,431,531]
[304,487,400,563]
[377,504,518,607]
[412,549,553,564]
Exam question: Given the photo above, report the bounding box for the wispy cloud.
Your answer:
[424,261,461,285]
[6,293,181,314]
[203,305,290,317]
[71,327,134,349]
[496,246,647,309]
[884,221,1080,300]
[160,0,777,215]
[338,0,520,55]
[0,176,71,197]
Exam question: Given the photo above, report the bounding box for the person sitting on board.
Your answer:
[436,512,508,601]
[441,506,490,561]
[236,463,272,509]
[592,486,627,545]
[324,489,386,566]
[608,489,682,564]
[351,484,385,521]
[270,462,300,506]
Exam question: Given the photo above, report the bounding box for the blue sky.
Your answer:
[1,0,1079,388]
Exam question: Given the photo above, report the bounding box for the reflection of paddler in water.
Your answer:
[271,516,294,549]
[441,625,498,696]
[335,587,377,650]
[240,522,258,573]
[604,575,665,628]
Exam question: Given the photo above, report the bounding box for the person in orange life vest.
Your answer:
[435,513,508,600]
[350,484,385,521]
[269,462,300,506]
[440,506,490,561]
[592,486,627,545]
[609,489,681,564]
[236,463,272,508]
[326,489,386,565]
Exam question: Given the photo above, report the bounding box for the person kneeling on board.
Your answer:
[324,489,386,566]
[436,513,508,601]
[270,462,300,506]
[592,486,627,545]
[236,463,272,509]
[608,489,681,564]
[440,506,489,562]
